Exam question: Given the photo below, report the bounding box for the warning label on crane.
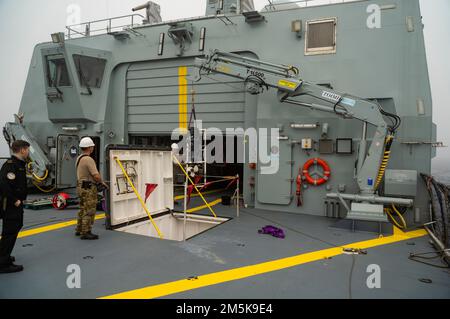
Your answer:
[278,79,298,90]
[321,91,342,102]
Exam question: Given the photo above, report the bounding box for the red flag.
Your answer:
[145,184,158,203]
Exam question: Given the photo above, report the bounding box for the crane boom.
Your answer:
[195,50,407,221]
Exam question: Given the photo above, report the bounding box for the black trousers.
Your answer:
[0,206,23,266]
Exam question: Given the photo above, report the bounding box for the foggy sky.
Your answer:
[0,0,449,170]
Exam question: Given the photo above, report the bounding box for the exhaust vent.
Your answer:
[132,1,162,24]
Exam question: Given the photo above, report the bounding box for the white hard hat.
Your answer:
[79,137,95,148]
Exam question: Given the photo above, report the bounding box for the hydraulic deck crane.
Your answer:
[195,50,412,222]
[3,115,54,190]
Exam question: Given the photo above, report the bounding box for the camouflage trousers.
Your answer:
[76,184,98,234]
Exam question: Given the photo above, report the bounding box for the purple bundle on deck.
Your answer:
[258,225,285,239]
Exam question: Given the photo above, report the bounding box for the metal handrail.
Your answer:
[265,0,361,10]
[66,14,145,39]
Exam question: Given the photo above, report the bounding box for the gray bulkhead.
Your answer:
[16,0,434,224]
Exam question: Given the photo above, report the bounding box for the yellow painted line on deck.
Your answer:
[16,198,223,239]
[178,66,188,132]
[100,227,427,299]
[17,214,106,239]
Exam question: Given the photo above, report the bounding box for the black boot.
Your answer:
[0,263,24,274]
[75,232,81,236]
[80,232,99,240]
[9,256,15,263]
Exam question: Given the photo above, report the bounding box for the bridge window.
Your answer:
[73,55,107,89]
[46,55,71,87]
[305,18,337,55]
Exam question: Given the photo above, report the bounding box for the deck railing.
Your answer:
[66,14,145,39]
[265,0,361,10]
[64,1,363,39]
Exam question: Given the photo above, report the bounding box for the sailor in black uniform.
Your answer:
[0,140,30,274]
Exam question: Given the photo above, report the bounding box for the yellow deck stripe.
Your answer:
[178,66,188,131]
[16,198,223,239]
[18,214,106,239]
[100,227,427,299]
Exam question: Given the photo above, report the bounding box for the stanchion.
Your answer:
[236,174,240,218]
[183,173,188,241]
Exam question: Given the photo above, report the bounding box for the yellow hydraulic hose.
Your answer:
[27,162,49,182]
[385,204,407,229]
[32,182,56,193]
[26,161,56,193]
[391,204,407,228]
[33,170,49,182]
[375,135,394,190]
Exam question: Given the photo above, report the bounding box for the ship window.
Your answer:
[73,55,107,89]
[46,55,71,87]
[305,18,337,55]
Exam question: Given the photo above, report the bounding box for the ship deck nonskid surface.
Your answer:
[0,193,449,299]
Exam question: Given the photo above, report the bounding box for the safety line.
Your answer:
[100,227,427,299]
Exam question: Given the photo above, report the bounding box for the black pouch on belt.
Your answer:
[95,183,107,193]
[81,181,93,189]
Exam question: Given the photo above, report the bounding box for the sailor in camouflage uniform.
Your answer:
[75,137,108,240]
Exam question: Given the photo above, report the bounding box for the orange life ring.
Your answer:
[302,158,331,186]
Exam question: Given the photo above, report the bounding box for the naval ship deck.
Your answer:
[0,192,449,299]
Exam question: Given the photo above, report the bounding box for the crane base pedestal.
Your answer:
[331,219,393,235]
[346,203,388,223]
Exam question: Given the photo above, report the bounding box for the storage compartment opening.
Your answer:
[106,145,231,241]
[114,211,230,241]
[129,134,244,196]
[203,135,244,191]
